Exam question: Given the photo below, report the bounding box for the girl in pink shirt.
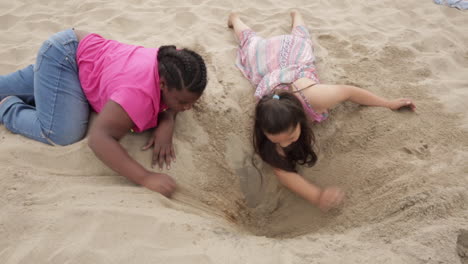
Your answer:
[0,29,207,197]
[228,11,416,211]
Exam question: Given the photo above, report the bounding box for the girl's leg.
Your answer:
[0,29,89,145]
[291,10,305,29]
[290,11,312,40]
[228,12,252,43]
[0,65,35,105]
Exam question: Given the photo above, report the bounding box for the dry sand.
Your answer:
[1,0,467,263]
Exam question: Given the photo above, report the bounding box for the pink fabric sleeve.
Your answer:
[110,89,155,132]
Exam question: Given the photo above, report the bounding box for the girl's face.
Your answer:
[160,80,200,112]
[265,123,301,148]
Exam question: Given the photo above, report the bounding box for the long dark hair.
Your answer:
[157,45,207,94]
[253,91,317,172]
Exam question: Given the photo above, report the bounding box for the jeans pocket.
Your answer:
[64,45,79,70]
[62,38,78,54]
[34,40,53,72]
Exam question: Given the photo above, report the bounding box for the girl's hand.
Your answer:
[318,187,344,212]
[142,119,176,170]
[387,98,416,111]
[141,172,176,197]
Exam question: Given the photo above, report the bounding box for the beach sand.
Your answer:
[1,0,467,263]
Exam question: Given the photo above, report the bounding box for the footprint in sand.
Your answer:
[225,134,264,208]
[401,141,430,159]
[235,155,265,208]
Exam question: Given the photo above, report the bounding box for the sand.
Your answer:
[1,0,467,263]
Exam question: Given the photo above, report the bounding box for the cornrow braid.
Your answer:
[157,45,207,95]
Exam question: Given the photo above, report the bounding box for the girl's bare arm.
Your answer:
[88,100,176,196]
[303,84,415,112]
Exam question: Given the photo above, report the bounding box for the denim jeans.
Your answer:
[0,29,89,145]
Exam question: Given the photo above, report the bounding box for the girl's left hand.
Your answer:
[387,98,416,111]
[318,187,345,212]
[142,119,176,170]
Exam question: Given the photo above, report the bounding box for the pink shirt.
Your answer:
[76,33,168,132]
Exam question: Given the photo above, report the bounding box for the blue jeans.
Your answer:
[0,29,89,145]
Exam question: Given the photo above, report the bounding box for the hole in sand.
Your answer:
[222,155,345,238]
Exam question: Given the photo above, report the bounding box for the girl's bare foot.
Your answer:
[290,10,304,28]
[228,12,239,28]
[290,10,300,20]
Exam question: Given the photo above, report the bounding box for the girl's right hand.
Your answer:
[142,118,176,170]
[141,172,176,197]
[318,187,344,212]
[387,98,416,111]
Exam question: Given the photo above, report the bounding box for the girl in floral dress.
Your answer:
[228,11,415,211]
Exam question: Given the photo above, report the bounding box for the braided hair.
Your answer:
[157,45,207,94]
